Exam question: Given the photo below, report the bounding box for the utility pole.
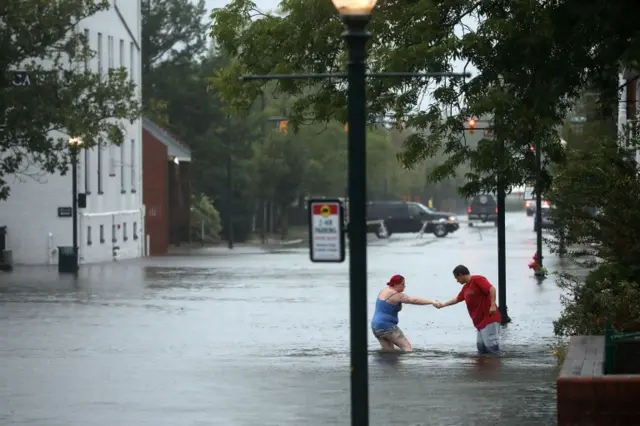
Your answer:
[226,114,234,249]
[534,137,543,273]
[260,91,267,244]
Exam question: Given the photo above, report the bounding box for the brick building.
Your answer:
[142,118,192,256]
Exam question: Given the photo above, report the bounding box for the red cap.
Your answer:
[387,274,405,286]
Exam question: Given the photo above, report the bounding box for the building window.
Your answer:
[84,29,90,72]
[123,222,128,241]
[119,39,124,69]
[97,143,103,194]
[97,32,103,78]
[107,35,114,71]
[120,140,126,193]
[84,148,91,194]
[87,226,92,245]
[100,225,105,243]
[133,222,138,240]
[130,138,136,192]
[129,41,134,83]
[112,224,117,243]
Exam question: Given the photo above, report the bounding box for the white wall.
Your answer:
[1,3,144,265]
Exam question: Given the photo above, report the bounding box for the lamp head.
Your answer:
[331,0,376,16]
[68,137,82,146]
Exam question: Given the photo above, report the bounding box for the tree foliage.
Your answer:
[210,0,640,196]
[141,0,208,122]
[1,0,140,199]
[549,133,640,335]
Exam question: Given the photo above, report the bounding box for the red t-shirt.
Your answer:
[456,275,501,330]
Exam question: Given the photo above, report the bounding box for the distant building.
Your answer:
[1,2,143,265]
[142,118,192,256]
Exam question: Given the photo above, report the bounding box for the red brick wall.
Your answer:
[142,129,168,256]
[557,376,640,425]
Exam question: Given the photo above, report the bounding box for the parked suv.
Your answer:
[366,201,459,238]
[467,194,498,226]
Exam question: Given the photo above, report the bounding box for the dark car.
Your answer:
[467,194,498,226]
[366,201,459,238]
[525,199,550,216]
[533,205,554,232]
[525,200,535,216]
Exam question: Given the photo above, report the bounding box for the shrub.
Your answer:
[554,265,640,336]
[548,134,640,337]
[190,193,222,243]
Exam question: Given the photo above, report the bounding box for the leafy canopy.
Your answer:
[211,0,640,195]
[1,0,140,199]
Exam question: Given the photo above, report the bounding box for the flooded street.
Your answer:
[0,212,570,426]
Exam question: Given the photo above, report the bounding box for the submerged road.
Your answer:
[0,212,575,426]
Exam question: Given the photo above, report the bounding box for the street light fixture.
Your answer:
[331,0,376,15]
[238,2,468,423]
[68,136,83,274]
[330,1,375,425]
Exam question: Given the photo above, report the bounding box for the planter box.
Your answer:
[557,335,640,425]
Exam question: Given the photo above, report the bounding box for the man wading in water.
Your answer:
[435,265,502,355]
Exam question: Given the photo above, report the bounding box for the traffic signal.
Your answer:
[529,145,535,153]
[279,120,288,135]
[344,122,348,132]
[467,118,476,134]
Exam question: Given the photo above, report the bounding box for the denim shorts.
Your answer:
[372,325,404,339]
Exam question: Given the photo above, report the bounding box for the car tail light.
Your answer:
[467,205,471,214]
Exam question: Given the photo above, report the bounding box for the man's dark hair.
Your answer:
[452,265,470,276]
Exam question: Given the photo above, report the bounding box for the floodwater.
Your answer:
[0,213,573,426]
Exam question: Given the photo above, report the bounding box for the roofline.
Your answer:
[142,117,191,161]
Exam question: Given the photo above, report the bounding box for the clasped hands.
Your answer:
[432,300,444,309]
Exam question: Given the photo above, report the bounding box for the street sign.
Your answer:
[308,199,345,263]
[57,207,72,218]
[523,186,535,200]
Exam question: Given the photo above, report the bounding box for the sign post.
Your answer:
[308,199,345,263]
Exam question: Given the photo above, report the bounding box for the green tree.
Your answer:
[210,0,640,196]
[190,192,222,242]
[1,0,140,199]
[141,0,208,122]
[548,134,640,335]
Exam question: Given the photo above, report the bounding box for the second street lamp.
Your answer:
[69,137,83,273]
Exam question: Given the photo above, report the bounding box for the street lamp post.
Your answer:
[69,137,82,273]
[239,2,468,422]
[533,137,544,275]
[226,114,234,250]
[331,2,375,424]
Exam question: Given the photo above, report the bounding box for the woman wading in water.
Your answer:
[371,274,438,352]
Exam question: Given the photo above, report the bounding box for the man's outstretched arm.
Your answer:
[436,297,462,309]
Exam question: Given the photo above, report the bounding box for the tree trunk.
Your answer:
[279,206,289,240]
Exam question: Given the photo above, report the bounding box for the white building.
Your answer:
[1,1,144,265]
